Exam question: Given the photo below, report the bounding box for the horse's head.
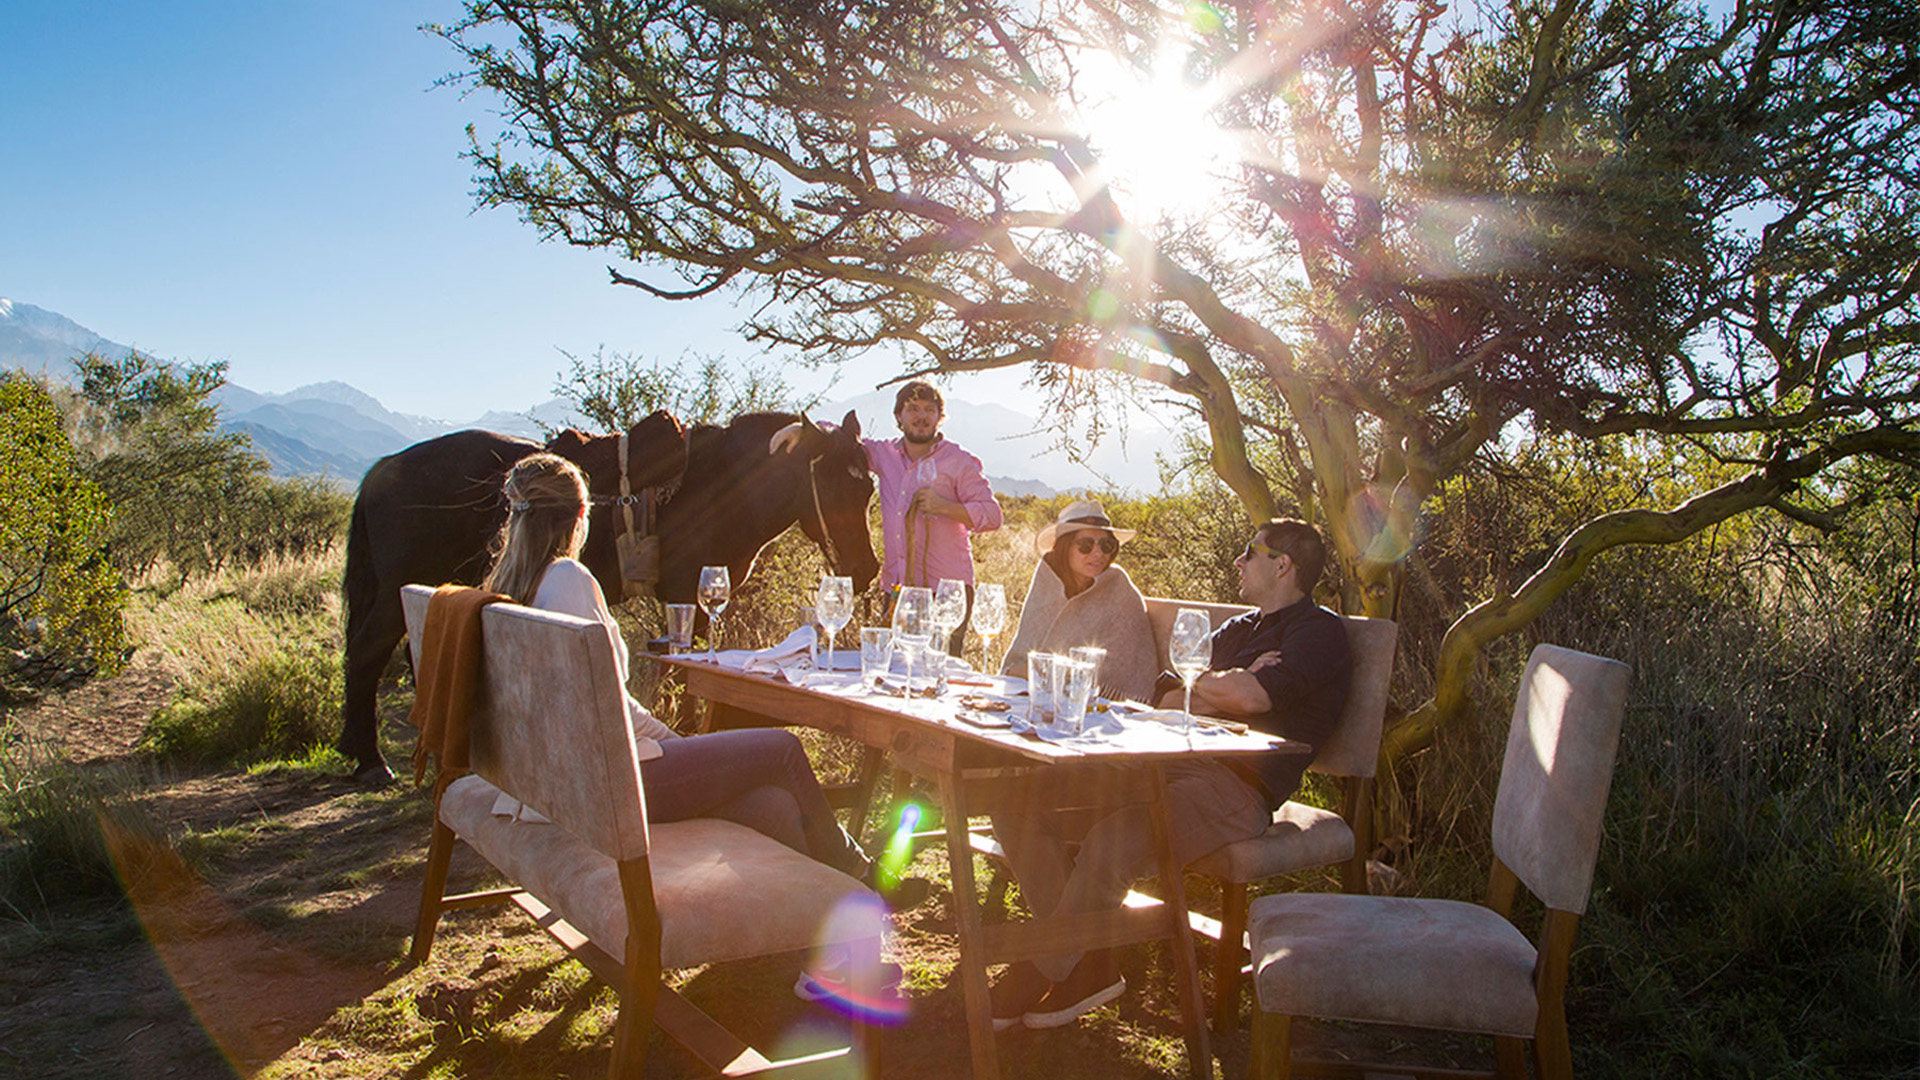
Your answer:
[786,409,879,593]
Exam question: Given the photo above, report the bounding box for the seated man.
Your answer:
[987,518,1353,1031]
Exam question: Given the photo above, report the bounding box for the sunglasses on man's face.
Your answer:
[1239,538,1283,562]
[1074,535,1120,556]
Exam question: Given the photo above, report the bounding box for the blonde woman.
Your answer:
[998,500,1157,702]
[482,454,921,903]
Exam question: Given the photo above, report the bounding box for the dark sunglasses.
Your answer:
[1074,535,1120,556]
[1239,538,1282,562]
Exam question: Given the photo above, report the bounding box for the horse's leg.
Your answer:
[341,595,406,782]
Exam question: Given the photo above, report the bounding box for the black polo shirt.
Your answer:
[1210,597,1351,806]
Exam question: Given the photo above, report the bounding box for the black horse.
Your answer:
[340,409,879,780]
[340,411,688,780]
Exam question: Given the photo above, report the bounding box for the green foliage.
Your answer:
[62,352,348,580]
[142,646,343,766]
[0,374,129,703]
[0,733,166,918]
[547,348,818,432]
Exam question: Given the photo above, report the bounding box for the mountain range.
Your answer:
[3,296,1182,494]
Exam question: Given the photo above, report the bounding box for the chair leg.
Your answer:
[1212,880,1249,1034]
[1494,1035,1528,1079]
[611,863,663,1080]
[1248,1010,1292,1080]
[1532,1007,1574,1080]
[411,816,456,963]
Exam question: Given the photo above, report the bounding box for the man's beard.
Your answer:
[902,426,939,446]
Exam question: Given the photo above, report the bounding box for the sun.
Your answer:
[1072,51,1241,225]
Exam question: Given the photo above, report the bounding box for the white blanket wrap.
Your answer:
[999,560,1157,703]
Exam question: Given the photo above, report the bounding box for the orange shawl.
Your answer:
[407,584,509,790]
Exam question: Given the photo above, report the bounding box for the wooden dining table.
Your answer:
[645,653,1307,1080]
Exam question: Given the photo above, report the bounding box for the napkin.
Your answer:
[711,626,820,680]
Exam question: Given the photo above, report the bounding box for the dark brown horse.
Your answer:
[340,409,880,781]
[653,410,879,604]
[340,411,687,779]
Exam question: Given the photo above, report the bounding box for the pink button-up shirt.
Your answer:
[863,435,1003,590]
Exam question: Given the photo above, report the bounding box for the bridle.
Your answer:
[805,452,843,575]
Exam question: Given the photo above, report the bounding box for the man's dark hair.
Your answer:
[1257,518,1329,592]
[893,378,944,415]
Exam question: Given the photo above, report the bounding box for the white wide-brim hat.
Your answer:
[1035,499,1138,555]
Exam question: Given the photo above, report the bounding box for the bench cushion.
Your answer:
[440,775,879,970]
[1188,800,1355,882]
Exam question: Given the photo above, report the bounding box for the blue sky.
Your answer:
[0,1,917,421]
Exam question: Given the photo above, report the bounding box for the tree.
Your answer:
[63,353,273,578]
[442,0,1919,754]
[0,374,128,704]
[547,347,816,431]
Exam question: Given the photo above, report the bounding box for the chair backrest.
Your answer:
[1309,615,1397,779]
[1144,596,1255,671]
[401,584,652,862]
[1490,643,1631,914]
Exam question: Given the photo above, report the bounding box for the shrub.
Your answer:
[142,646,342,766]
[0,373,129,702]
[0,735,167,918]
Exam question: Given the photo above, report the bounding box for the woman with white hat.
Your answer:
[998,499,1156,702]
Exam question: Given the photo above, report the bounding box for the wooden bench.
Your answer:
[401,585,885,1079]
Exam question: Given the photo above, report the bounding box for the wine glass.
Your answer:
[1169,607,1213,737]
[816,575,854,672]
[932,578,968,669]
[698,565,731,663]
[892,586,933,695]
[972,583,1007,673]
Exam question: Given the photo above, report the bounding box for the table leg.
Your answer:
[1149,764,1214,1079]
[939,775,999,1080]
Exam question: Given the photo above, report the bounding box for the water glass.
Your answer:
[1050,656,1096,736]
[1069,645,1107,699]
[665,603,697,653]
[924,635,949,693]
[1027,651,1059,727]
[860,627,895,687]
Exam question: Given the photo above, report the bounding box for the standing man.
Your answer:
[986,518,1351,1031]
[782,379,1002,653]
[868,381,1001,650]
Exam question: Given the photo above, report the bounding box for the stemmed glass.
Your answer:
[698,565,731,663]
[1169,608,1213,738]
[892,586,933,696]
[972,583,1007,674]
[815,575,854,672]
[931,578,968,675]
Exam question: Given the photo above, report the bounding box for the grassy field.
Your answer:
[2,492,1916,1078]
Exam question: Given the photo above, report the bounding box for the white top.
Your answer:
[532,557,681,761]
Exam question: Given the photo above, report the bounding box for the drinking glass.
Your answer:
[892,586,933,695]
[971,583,1007,672]
[1026,651,1059,728]
[1050,656,1096,736]
[860,627,894,688]
[665,603,697,653]
[1169,608,1213,736]
[816,575,854,672]
[1069,645,1107,701]
[698,565,731,663]
[932,578,967,656]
